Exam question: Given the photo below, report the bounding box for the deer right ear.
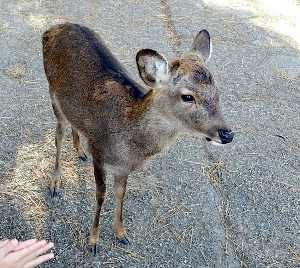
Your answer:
[190,30,212,63]
[136,49,170,88]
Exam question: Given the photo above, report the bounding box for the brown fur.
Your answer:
[42,23,233,254]
[174,55,214,85]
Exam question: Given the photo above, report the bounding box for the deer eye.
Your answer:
[181,95,195,103]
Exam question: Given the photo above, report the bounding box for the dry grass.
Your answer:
[273,67,295,83]
[113,246,148,262]
[4,62,28,82]
[157,0,186,55]
[0,131,75,238]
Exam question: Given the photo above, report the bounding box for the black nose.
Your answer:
[218,130,234,144]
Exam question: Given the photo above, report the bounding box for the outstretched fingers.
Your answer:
[20,240,54,264]
[0,239,10,248]
[12,239,37,251]
[7,240,54,268]
[22,242,54,268]
[0,239,18,258]
[0,239,54,268]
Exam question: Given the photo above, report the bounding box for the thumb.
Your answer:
[0,239,18,257]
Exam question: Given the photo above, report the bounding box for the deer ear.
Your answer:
[190,29,212,62]
[136,49,170,88]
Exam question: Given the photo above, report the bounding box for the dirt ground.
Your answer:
[0,0,299,267]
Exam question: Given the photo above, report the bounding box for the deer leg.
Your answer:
[113,173,130,245]
[89,161,106,256]
[50,102,67,197]
[71,127,88,161]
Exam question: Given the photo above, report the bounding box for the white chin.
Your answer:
[210,140,224,147]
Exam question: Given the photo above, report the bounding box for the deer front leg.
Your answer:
[113,173,130,245]
[89,162,106,256]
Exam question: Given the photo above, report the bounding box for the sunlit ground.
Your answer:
[203,0,300,48]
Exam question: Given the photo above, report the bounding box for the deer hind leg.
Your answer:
[89,160,107,256]
[113,173,130,245]
[71,127,88,161]
[50,101,67,197]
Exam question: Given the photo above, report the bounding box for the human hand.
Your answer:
[0,239,54,268]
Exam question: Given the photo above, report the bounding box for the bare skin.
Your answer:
[0,239,54,268]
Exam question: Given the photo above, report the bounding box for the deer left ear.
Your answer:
[190,29,212,63]
[136,49,170,88]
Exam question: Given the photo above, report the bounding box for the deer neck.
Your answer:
[138,88,180,139]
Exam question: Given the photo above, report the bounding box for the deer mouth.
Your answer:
[206,137,224,146]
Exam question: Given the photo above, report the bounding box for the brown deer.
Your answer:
[42,23,233,255]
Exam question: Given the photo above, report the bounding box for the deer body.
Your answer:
[43,23,233,254]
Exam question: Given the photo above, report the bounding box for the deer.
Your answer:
[42,23,234,255]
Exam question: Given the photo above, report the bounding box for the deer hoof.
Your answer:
[118,237,130,245]
[89,244,100,256]
[79,153,88,161]
[50,188,60,197]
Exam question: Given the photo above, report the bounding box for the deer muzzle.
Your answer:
[218,129,234,144]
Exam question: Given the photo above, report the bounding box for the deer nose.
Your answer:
[218,130,234,144]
